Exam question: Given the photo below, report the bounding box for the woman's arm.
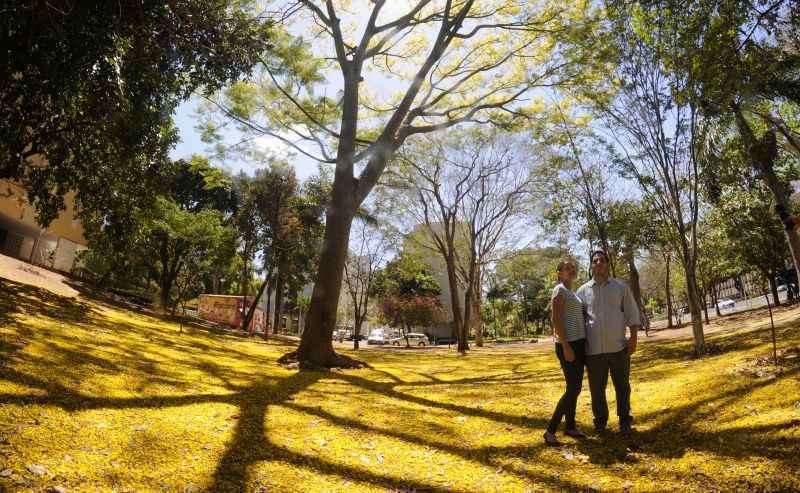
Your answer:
[551,293,575,361]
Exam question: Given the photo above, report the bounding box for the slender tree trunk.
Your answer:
[353,317,361,350]
[444,254,466,352]
[769,274,781,307]
[272,267,285,335]
[472,270,483,347]
[245,278,269,335]
[624,247,646,334]
[665,253,674,328]
[241,254,250,298]
[683,263,706,355]
[263,271,273,331]
[712,283,721,317]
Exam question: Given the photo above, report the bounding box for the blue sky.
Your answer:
[169,98,322,181]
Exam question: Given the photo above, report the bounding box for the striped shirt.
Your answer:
[551,283,586,342]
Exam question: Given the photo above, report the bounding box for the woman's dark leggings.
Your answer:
[547,338,586,433]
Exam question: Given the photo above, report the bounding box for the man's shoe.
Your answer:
[543,431,561,446]
[564,428,587,439]
[619,422,635,434]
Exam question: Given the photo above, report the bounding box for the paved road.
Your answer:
[649,290,793,330]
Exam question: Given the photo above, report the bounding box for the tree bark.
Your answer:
[712,283,721,317]
[665,253,674,328]
[701,287,710,324]
[272,266,285,335]
[683,265,706,355]
[769,274,781,307]
[293,178,357,367]
[245,278,269,335]
[445,253,467,352]
[265,278,273,334]
[472,269,483,347]
[353,318,361,350]
[624,247,646,333]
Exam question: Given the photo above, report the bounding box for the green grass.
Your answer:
[1,277,799,492]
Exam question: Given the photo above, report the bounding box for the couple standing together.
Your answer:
[544,250,641,446]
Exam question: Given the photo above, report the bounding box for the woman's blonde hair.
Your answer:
[556,258,575,273]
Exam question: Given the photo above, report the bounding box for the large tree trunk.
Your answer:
[292,182,358,367]
[283,65,371,369]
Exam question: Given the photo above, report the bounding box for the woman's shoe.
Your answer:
[564,428,587,439]
[543,431,561,446]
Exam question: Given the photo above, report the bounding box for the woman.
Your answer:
[543,259,587,446]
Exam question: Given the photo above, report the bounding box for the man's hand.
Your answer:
[563,344,575,362]
[626,337,637,356]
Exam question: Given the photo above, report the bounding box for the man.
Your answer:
[576,250,641,434]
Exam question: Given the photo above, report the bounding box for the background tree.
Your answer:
[390,131,538,351]
[492,246,582,325]
[586,10,707,354]
[644,0,800,283]
[232,173,262,299]
[139,197,236,310]
[343,219,391,349]
[3,0,270,228]
[373,252,444,344]
[244,164,300,334]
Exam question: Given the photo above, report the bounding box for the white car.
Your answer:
[717,298,735,310]
[367,329,388,345]
[390,333,429,347]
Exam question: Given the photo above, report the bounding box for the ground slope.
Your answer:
[1,277,799,492]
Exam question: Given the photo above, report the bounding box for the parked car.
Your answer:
[778,284,796,293]
[367,329,388,345]
[717,298,735,310]
[344,333,366,341]
[390,332,429,347]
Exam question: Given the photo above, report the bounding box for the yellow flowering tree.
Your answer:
[203,0,606,367]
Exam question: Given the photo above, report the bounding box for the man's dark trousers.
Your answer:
[586,348,631,430]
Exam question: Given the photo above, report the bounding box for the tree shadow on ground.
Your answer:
[565,362,800,469]
[0,278,95,329]
[3,280,799,491]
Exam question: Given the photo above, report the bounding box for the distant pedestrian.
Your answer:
[577,250,641,435]
[544,259,587,446]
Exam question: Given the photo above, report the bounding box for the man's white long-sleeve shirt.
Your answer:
[576,278,641,356]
